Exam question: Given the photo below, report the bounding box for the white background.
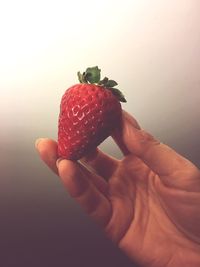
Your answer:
[1,0,200,164]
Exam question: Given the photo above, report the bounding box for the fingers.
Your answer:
[57,159,112,226]
[122,110,141,130]
[35,138,118,180]
[35,138,59,175]
[35,138,112,226]
[112,110,141,156]
[113,111,198,181]
[112,129,130,156]
[78,161,109,196]
[35,138,111,194]
[80,148,119,180]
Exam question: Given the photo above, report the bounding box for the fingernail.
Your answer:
[35,138,45,148]
[56,158,64,168]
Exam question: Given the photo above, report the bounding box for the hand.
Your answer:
[35,111,200,267]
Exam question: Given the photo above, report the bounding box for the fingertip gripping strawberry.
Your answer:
[58,66,126,160]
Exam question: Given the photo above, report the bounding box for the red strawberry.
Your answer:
[57,66,126,160]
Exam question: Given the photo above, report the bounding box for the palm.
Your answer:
[105,155,200,267]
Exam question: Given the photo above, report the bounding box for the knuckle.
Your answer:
[139,129,159,145]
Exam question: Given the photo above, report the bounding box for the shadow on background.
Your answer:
[0,143,138,267]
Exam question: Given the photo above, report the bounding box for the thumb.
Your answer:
[112,110,141,155]
[113,111,199,189]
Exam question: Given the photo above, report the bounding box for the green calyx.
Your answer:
[77,66,127,103]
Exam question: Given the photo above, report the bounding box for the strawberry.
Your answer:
[57,66,126,160]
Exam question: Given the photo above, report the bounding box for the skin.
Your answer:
[35,111,200,267]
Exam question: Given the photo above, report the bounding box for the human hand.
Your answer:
[35,111,200,267]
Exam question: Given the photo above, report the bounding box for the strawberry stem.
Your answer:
[77,66,127,103]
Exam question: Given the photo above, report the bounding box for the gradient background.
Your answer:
[0,1,200,266]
